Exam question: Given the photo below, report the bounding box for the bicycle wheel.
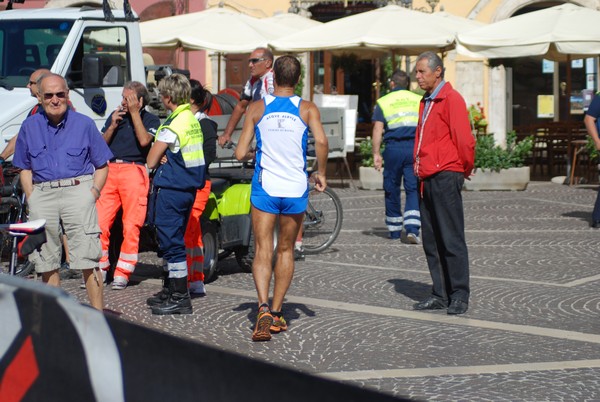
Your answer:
[302,186,343,254]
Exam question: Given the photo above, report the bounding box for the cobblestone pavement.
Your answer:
[61,181,600,401]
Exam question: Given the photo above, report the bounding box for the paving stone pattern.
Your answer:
[61,182,600,401]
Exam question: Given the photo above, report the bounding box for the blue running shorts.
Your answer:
[251,193,308,215]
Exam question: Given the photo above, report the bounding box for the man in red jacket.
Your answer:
[412,51,475,315]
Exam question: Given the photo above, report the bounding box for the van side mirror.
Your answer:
[82,55,104,88]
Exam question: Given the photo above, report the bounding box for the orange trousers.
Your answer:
[184,180,211,284]
[96,163,149,281]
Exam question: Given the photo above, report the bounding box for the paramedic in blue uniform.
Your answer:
[146,73,205,315]
[235,55,329,342]
[372,69,422,243]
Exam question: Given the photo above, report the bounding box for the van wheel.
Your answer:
[234,231,253,273]
[201,218,218,283]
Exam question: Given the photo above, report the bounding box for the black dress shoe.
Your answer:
[447,299,468,315]
[591,221,600,229]
[413,297,448,310]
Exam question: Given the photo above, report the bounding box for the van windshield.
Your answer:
[0,19,73,88]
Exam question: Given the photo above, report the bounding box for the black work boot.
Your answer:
[146,271,171,307]
[151,277,192,315]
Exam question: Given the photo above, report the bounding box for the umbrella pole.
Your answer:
[566,54,572,120]
[374,57,381,100]
[553,62,559,122]
[218,53,222,92]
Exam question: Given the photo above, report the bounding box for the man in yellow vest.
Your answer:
[372,69,422,243]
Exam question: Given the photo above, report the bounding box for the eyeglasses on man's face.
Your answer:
[248,57,266,65]
[43,92,67,100]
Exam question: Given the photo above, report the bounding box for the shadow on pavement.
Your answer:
[387,278,430,301]
[562,210,592,223]
[234,301,316,329]
[361,227,391,239]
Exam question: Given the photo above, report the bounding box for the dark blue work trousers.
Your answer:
[382,140,420,238]
[155,187,195,266]
[419,171,470,303]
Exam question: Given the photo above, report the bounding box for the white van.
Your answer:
[0,6,146,145]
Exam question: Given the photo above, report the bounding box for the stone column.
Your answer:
[208,52,226,92]
[489,65,507,147]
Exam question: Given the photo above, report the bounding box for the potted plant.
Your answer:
[585,136,600,183]
[357,136,384,190]
[468,103,488,135]
[464,130,534,191]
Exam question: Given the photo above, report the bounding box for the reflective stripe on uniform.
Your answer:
[168,261,188,278]
[385,111,419,129]
[403,209,421,227]
[386,215,403,231]
[119,252,138,262]
[158,104,205,170]
[116,259,135,273]
[378,90,421,130]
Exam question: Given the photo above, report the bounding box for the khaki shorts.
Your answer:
[27,175,102,273]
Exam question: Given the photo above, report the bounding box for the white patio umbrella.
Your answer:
[430,11,485,34]
[263,13,322,31]
[270,5,483,54]
[140,7,296,53]
[456,3,600,61]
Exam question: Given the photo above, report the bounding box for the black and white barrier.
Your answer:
[0,275,410,402]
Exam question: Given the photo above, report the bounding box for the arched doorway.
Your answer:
[491,0,599,126]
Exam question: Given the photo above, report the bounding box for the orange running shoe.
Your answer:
[270,315,288,333]
[252,306,273,342]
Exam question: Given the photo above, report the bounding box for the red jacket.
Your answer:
[413,82,475,179]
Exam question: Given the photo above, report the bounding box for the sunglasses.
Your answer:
[248,57,266,64]
[43,92,67,100]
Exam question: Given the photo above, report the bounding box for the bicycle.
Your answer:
[0,166,36,277]
[301,183,343,254]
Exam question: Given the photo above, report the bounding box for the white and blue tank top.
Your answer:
[252,95,309,198]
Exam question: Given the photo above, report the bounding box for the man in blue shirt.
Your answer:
[13,73,113,310]
[585,93,600,227]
